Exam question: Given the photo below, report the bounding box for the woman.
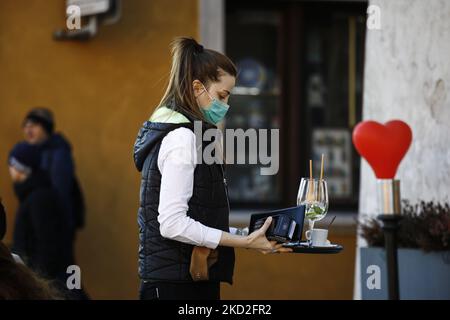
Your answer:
[134,37,291,300]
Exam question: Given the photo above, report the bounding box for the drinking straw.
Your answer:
[320,154,325,181]
[328,216,336,229]
[307,159,315,202]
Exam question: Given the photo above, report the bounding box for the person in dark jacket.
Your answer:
[134,37,292,301]
[9,142,72,278]
[8,142,87,299]
[23,107,85,232]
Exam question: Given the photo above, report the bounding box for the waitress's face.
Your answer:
[193,70,236,109]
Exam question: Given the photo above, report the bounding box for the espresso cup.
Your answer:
[305,228,330,247]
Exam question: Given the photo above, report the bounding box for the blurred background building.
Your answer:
[1,0,448,300]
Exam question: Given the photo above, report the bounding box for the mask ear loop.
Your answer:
[200,83,215,103]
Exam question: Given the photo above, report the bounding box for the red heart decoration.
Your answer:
[352,120,413,179]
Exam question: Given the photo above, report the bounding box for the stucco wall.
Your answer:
[355,0,450,298]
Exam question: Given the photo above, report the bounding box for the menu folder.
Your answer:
[248,205,306,243]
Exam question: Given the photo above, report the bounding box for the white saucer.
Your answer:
[311,243,338,248]
[283,241,338,248]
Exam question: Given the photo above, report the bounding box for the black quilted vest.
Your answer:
[133,117,235,284]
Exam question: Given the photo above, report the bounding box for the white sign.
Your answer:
[67,0,110,16]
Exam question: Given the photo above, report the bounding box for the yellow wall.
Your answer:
[0,0,198,299]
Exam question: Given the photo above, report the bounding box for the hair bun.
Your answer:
[170,37,205,57]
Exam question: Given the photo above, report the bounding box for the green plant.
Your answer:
[359,200,450,252]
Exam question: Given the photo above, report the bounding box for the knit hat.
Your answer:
[8,142,42,175]
[23,107,55,134]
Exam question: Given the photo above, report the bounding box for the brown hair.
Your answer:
[0,242,61,300]
[158,37,237,120]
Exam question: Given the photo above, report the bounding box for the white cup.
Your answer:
[305,228,331,247]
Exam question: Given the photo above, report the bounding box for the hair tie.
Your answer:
[197,44,204,53]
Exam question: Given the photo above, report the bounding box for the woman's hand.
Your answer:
[246,217,293,254]
[219,217,292,253]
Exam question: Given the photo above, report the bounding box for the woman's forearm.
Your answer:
[219,231,250,248]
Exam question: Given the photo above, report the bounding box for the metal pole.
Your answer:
[377,214,402,300]
[376,179,402,300]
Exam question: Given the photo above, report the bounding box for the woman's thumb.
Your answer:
[259,216,273,234]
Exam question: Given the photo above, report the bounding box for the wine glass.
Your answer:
[297,178,329,239]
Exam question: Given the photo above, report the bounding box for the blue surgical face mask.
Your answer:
[199,83,230,124]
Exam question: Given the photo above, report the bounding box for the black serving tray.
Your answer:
[282,242,343,254]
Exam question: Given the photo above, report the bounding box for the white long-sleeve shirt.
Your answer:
[157,127,224,249]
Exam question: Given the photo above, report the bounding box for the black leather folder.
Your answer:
[248,205,306,242]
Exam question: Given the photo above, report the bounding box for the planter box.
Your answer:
[360,247,450,300]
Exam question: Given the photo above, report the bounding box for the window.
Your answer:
[225,0,367,211]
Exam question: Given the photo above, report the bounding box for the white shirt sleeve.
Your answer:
[157,127,223,249]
